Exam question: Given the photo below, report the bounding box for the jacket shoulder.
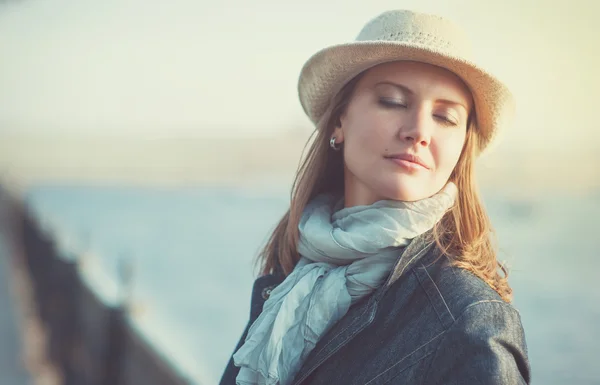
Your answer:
[412,252,530,384]
[412,250,516,326]
[421,298,531,384]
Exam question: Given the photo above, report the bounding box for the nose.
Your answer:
[399,107,432,147]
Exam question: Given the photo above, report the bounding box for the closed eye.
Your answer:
[434,115,458,126]
[378,98,407,109]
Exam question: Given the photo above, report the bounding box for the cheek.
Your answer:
[433,133,465,177]
[344,108,392,150]
[343,112,391,170]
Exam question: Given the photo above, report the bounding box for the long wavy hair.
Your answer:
[255,71,512,303]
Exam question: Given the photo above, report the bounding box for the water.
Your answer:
[23,183,600,385]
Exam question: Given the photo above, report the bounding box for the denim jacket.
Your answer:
[219,234,531,385]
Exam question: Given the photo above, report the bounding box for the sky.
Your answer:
[0,0,598,151]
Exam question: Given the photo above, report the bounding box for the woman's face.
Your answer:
[334,61,473,206]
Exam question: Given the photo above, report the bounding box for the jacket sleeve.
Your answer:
[218,320,250,385]
[422,300,531,385]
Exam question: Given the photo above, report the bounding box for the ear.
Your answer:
[332,113,345,142]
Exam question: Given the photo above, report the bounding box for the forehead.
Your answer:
[357,61,473,105]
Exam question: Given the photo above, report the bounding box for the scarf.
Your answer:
[233,182,458,385]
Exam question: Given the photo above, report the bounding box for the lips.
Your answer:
[385,153,430,170]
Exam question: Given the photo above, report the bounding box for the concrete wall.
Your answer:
[8,192,194,385]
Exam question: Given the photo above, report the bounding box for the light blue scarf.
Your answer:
[233,183,458,385]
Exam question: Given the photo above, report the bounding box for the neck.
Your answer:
[343,167,384,208]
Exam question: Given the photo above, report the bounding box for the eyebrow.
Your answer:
[374,81,469,112]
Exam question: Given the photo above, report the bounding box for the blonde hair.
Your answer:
[256,73,512,303]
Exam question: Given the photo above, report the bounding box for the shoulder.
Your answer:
[420,296,531,384]
[412,250,526,343]
[411,247,518,323]
[409,249,531,384]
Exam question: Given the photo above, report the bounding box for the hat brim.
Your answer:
[298,41,515,155]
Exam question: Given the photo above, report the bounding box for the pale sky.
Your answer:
[0,0,598,150]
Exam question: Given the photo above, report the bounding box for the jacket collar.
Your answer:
[381,230,437,293]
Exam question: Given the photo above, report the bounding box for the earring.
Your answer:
[329,136,341,151]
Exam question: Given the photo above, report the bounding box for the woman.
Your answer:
[220,9,530,385]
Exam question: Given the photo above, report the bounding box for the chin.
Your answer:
[378,178,432,202]
[379,186,424,202]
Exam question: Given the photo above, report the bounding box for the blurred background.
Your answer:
[0,0,598,384]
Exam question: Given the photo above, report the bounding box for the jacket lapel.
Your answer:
[290,232,436,385]
[291,294,378,385]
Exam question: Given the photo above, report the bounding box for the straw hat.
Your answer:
[297,10,515,155]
